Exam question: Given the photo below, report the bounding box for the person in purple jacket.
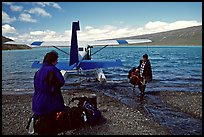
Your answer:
[32,51,65,134]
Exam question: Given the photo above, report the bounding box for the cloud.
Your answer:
[35,2,61,9]
[17,33,37,43]
[10,5,23,12]
[30,31,45,36]
[29,30,63,41]
[2,24,17,34]
[28,7,52,18]
[52,3,61,9]
[9,20,202,43]
[4,30,62,43]
[78,25,119,40]
[2,11,16,23]
[2,2,14,5]
[19,13,37,23]
[145,21,168,30]
[30,30,56,36]
[163,20,202,30]
[143,20,202,34]
[79,20,202,40]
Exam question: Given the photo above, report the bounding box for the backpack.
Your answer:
[27,107,84,134]
[128,67,141,85]
[72,96,102,125]
[55,106,84,133]
[130,75,141,85]
[128,67,137,79]
[82,100,101,125]
[27,96,102,134]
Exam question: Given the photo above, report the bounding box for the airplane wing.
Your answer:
[29,38,151,48]
[31,61,76,70]
[87,39,152,46]
[78,59,122,70]
[30,41,70,47]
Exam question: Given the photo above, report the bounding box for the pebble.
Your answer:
[2,90,202,135]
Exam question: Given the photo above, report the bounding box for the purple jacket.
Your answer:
[32,62,65,115]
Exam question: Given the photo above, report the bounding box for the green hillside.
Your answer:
[116,25,202,45]
[2,36,13,44]
[2,36,31,50]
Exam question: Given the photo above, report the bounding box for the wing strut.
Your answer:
[91,45,109,56]
[52,45,69,55]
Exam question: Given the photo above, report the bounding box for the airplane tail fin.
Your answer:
[69,21,80,66]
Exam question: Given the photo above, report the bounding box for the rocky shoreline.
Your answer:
[2,89,202,135]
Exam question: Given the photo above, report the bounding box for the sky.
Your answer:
[2,2,202,43]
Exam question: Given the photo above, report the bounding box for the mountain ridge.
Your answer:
[115,25,202,45]
[2,36,31,50]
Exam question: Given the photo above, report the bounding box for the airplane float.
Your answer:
[31,21,152,83]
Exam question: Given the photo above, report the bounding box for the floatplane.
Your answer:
[31,21,152,83]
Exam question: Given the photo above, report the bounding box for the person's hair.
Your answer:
[132,67,136,71]
[143,54,148,59]
[43,50,58,63]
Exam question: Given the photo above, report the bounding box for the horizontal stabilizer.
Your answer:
[31,61,42,68]
[56,61,76,70]
[31,61,76,70]
[79,59,123,70]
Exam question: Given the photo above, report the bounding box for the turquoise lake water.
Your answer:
[2,45,202,94]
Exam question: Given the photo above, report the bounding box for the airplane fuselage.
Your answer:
[78,45,92,61]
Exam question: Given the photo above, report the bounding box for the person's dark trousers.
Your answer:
[138,81,146,101]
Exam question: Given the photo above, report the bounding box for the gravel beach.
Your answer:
[2,88,202,135]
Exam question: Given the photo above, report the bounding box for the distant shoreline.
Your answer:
[2,44,31,50]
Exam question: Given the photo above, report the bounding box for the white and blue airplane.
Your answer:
[31,21,152,83]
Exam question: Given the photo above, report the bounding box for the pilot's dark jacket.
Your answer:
[32,61,65,115]
[137,59,152,82]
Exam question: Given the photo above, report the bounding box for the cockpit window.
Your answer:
[78,47,83,51]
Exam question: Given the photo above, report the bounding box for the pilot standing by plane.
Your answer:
[129,54,152,101]
[136,54,152,101]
